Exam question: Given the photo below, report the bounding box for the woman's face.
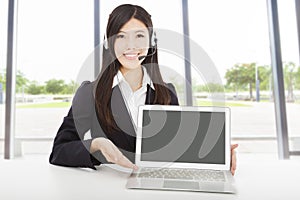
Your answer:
[114,18,150,72]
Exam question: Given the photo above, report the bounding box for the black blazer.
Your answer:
[49,81,179,169]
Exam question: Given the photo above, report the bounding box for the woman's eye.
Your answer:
[116,34,125,39]
[137,34,145,38]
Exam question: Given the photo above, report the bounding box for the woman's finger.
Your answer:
[231,144,239,151]
[230,143,238,175]
[230,150,237,175]
[117,154,138,170]
[110,143,138,170]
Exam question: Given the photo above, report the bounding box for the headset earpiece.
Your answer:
[103,34,109,49]
[151,31,157,48]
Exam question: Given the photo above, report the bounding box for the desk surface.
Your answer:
[0,155,299,200]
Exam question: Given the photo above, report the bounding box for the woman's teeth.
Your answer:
[124,53,138,60]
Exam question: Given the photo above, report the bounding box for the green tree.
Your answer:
[257,65,271,91]
[225,63,254,99]
[16,70,29,93]
[0,72,5,91]
[61,80,79,94]
[225,65,242,96]
[283,62,297,102]
[295,66,300,90]
[26,81,45,95]
[193,83,224,93]
[45,79,65,94]
[0,70,29,93]
[225,63,268,100]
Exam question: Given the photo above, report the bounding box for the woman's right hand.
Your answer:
[90,137,138,170]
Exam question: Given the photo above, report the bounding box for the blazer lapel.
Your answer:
[111,86,136,148]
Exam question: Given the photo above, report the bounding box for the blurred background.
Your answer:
[0,0,299,159]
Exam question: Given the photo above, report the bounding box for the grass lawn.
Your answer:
[17,101,71,109]
[196,100,252,107]
[16,100,251,109]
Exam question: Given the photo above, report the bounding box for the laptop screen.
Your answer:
[140,110,225,165]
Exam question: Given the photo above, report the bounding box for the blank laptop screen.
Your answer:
[140,110,225,164]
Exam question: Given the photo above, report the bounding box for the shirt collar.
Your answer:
[112,66,155,90]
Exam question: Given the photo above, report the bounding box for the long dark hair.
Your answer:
[95,4,171,134]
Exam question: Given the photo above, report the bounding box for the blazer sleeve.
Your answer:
[49,81,101,169]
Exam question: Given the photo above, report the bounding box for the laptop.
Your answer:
[126,105,236,193]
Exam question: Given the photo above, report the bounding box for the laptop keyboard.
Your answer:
[137,168,226,182]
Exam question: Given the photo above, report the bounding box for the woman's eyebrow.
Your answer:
[118,30,147,34]
[135,30,146,33]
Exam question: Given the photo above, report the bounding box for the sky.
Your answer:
[0,0,299,85]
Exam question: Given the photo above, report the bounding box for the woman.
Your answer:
[49,4,238,175]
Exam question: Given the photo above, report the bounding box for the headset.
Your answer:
[103,33,109,49]
[150,31,157,48]
[138,31,157,60]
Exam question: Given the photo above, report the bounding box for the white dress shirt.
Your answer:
[112,66,155,130]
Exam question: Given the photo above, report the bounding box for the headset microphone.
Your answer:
[138,31,157,61]
[138,47,156,60]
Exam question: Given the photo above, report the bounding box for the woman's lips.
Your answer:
[123,53,139,60]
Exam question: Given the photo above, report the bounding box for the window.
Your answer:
[278,0,300,153]
[189,0,278,153]
[14,0,93,153]
[0,0,8,154]
[3,0,299,156]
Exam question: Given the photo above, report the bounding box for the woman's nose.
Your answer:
[126,36,136,49]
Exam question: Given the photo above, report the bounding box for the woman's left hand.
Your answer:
[230,144,239,176]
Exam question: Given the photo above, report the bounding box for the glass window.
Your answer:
[5,0,299,156]
[15,0,93,153]
[189,0,277,153]
[278,0,300,153]
[0,0,8,154]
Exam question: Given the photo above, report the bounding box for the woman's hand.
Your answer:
[91,137,138,170]
[230,144,238,175]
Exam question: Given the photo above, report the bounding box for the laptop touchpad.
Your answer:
[163,180,199,190]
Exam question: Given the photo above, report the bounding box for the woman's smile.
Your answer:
[123,52,140,60]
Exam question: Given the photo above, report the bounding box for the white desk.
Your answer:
[0,155,299,200]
